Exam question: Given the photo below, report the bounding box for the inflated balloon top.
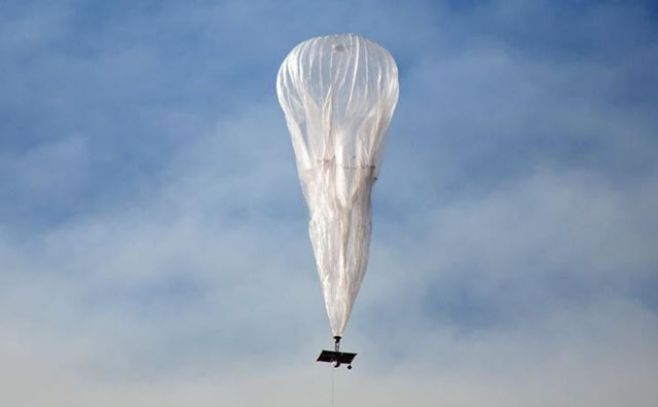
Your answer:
[277,34,399,339]
[277,34,399,172]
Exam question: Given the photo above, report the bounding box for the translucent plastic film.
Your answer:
[277,34,399,336]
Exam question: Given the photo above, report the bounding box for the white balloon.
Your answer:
[277,34,399,337]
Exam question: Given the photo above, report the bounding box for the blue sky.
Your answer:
[1,0,658,405]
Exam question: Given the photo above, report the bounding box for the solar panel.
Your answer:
[316,350,357,364]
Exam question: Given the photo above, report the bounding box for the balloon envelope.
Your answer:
[277,34,399,337]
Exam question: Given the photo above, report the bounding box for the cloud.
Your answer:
[1,300,657,406]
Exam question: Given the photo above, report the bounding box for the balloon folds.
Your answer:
[277,34,399,337]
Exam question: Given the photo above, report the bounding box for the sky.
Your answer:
[1,0,658,405]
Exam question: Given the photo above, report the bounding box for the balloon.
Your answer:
[277,34,399,337]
